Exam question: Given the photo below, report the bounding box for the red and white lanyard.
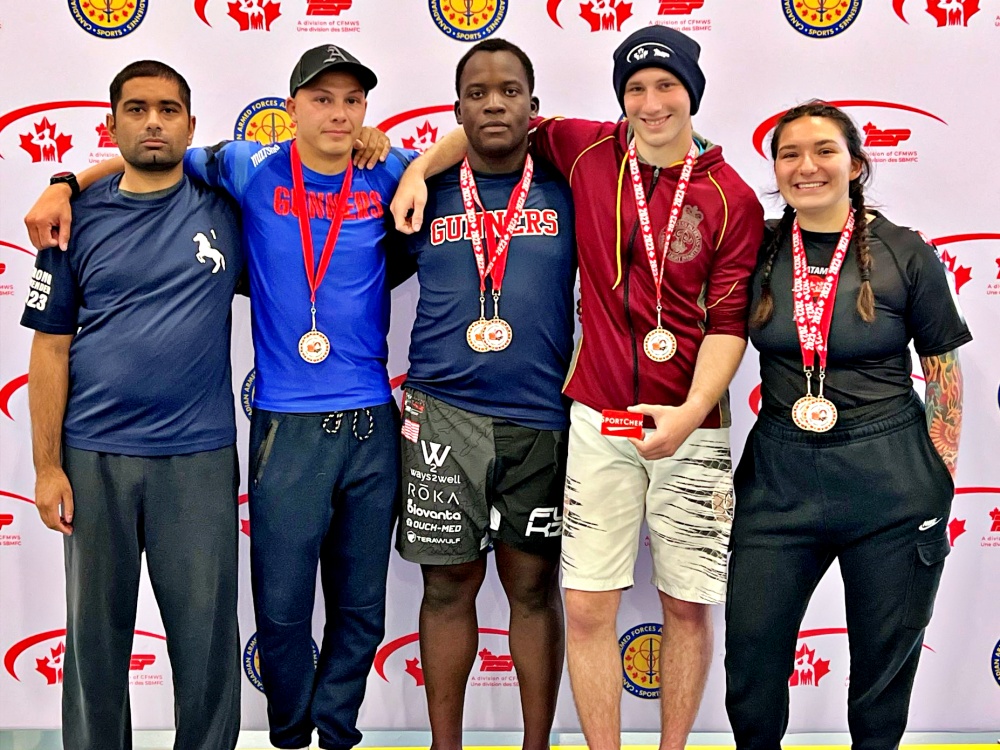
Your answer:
[627,139,698,320]
[458,154,534,307]
[790,211,856,375]
[290,140,353,318]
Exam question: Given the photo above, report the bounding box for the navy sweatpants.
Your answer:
[725,397,954,750]
[248,404,399,750]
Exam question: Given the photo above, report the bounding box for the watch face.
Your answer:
[50,172,74,180]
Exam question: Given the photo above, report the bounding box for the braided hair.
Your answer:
[751,101,875,328]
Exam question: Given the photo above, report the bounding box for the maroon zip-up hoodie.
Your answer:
[531,116,764,428]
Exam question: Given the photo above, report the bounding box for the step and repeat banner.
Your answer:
[1,0,999,734]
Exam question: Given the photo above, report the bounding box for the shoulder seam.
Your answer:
[569,135,615,187]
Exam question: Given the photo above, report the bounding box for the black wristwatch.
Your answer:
[50,172,80,200]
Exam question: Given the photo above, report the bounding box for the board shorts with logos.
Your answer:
[561,401,733,604]
[397,387,567,566]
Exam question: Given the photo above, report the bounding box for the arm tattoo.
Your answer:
[920,349,963,478]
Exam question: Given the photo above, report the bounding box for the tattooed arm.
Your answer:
[920,349,963,479]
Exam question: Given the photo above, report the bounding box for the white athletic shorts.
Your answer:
[561,401,733,604]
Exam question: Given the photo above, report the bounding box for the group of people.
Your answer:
[19,23,969,750]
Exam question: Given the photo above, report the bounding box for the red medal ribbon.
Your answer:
[790,212,856,372]
[459,155,534,294]
[290,140,354,307]
[627,140,698,315]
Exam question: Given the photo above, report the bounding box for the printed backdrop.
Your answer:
[1,0,999,734]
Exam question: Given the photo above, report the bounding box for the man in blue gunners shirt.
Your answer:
[394,40,575,750]
[20,61,243,750]
[24,47,415,750]
[181,47,415,750]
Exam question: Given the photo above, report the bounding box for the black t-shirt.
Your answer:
[749,211,972,427]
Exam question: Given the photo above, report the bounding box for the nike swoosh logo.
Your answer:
[918,518,943,531]
[603,426,641,435]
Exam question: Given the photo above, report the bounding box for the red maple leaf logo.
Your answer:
[404,657,425,686]
[95,123,116,148]
[306,0,351,13]
[658,0,704,14]
[227,0,281,30]
[19,118,73,163]
[402,121,440,153]
[789,643,830,687]
[940,250,972,294]
[579,0,632,31]
[35,642,65,685]
[948,517,967,546]
[925,0,979,26]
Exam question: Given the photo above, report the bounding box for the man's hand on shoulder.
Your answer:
[353,126,390,169]
[25,183,74,251]
[390,164,429,235]
[626,402,705,461]
[34,466,74,535]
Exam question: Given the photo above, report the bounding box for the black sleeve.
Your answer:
[20,247,79,335]
[905,235,973,357]
[384,225,418,290]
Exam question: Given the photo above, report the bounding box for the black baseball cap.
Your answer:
[289,44,378,96]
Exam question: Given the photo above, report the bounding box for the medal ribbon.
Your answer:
[790,211,856,373]
[459,155,534,295]
[627,140,698,318]
[290,140,354,309]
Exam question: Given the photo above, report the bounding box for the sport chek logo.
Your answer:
[0,101,113,163]
[753,100,946,166]
[0,490,34,548]
[931,233,1000,298]
[429,0,507,41]
[374,628,519,688]
[243,632,319,692]
[893,0,980,26]
[194,0,282,30]
[781,0,863,38]
[376,105,455,156]
[4,629,166,686]
[234,98,296,143]
[547,0,634,31]
[68,0,148,38]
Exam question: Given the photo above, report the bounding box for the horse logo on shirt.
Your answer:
[193,230,226,274]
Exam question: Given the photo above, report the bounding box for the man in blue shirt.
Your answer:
[21,61,243,750]
[395,40,575,750]
[25,46,413,750]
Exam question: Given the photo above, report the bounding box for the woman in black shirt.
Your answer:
[724,101,971,749]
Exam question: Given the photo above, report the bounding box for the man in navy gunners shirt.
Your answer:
[393,39,575,749]
[20,61,243,750]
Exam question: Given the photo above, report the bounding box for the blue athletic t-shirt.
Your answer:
[405,160,576,430]
[184,141,414,413]
[20,175,243,456]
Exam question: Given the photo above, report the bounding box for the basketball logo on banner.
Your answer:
[68,0,148,38]
[428,0,507,41]
[234,98,296,143]
[619,623,662,699]
[781,0,862,37]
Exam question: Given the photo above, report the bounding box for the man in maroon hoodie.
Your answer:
[392,26,763,748]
